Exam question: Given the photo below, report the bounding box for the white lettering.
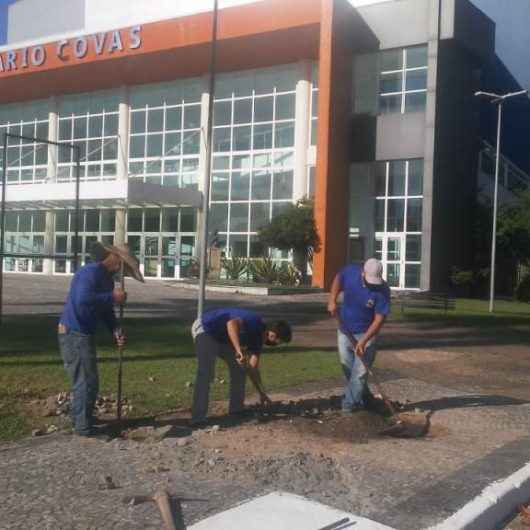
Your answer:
[92,33,106,55]
[6,50,17,71]
[74,38,88,59]
[31,46,46,66]
[129,26,142,49]
[57,39,69,59]
[20,48,29,68]
[108,31,124,53]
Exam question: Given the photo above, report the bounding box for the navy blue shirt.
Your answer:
[60,262,117,335]
[339,264,391,335]
[201,308,265,354]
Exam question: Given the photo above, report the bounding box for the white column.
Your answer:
[115,87,129,247]
[196,75,211,264]
[43,97,58,275]
[293,60,312,201]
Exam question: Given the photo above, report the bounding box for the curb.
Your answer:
[429,461,530,530]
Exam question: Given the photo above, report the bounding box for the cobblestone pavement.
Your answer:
[2,274,530,529]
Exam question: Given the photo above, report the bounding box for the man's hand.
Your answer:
[112,288,127,305]
[114,328,126,348]
[235,350,246,366]
[355,339,367,357]
[327,300,337,317]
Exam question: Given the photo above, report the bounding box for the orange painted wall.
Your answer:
[312,0,357,289]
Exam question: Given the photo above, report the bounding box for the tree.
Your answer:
[258,198,320,283]
[497,190,530,265]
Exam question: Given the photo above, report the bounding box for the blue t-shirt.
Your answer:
[60,262,117,335]
[339,264,391,335]
[201,308,265,354]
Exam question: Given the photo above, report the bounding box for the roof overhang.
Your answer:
[3,179,203,210]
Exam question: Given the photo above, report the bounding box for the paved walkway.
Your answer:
[2,274,530,529]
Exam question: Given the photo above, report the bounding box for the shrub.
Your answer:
[515,274,530,302]
[450,267,475,287]
[221,256,248,280]
[277,263,302,286]
[248,257,279,284]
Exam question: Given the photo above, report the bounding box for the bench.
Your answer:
[396,292,456,315]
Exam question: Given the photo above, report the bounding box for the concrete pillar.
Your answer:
[196,75,211,260]
[44,96,58,275]
[420,0,441,291]
[47,96,58,182]
[116,87,129,247]
[43,211,55,275]
[293,61,312,201]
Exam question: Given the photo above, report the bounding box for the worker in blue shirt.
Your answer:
[327,258,391,413]
[58,243,143,437]
[190,308,292,426]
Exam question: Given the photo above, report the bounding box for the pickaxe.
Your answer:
[123,489,207,530]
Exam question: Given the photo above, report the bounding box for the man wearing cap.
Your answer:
[327,258,391,413]
[58,243,143,437]
[190,308,292,426]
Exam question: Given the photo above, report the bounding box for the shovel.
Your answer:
[337,316,431,438]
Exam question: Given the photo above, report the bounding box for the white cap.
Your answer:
[363,258,383,285]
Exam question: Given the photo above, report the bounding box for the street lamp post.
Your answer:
[474,89,528,313]
[197,0,219,319]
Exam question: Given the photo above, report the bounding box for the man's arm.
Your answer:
[226,318,246,364]
[246,354,271,405]
[327,273,342,316]
[355,313,386,355]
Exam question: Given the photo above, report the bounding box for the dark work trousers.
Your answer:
[58,330,99,435]
[191,329,246,423]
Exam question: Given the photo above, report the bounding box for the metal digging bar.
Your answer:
[0,132,82,327]
[116,260,125,421]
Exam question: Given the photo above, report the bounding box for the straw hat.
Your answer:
[90,242,144,283]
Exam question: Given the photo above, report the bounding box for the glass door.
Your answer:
[177,236,195,279]
[375,234,405,288]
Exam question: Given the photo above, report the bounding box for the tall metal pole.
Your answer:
[197,0,219,319]
[489,101,502,314]
[0,133,8,327]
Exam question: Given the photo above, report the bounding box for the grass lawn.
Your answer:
[0,316,342,442]
[1,297,528,442]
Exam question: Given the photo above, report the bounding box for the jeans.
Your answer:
[191,320,246,423]
[337,329,377,411]
[58,330,99,435]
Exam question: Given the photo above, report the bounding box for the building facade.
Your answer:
[0,0,512,290]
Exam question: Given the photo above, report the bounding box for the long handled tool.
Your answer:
[116,261,125,421]
[337,315,431,438]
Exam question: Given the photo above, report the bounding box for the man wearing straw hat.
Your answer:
[58,243,143,438]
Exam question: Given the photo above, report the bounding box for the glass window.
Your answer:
[406,70,427,91]
[406,46,428,69]
[387,199,405,232]
[233,126,251,151]
[230,203,249,232]
[212,173,230,201]
[180,209,196,232]
[254,96,274,122]
[214,127,231,152]
[380,72,402,94]
[408,160,423,195]
[101,210,115,232]
[210,203,228,232]
[85,210,99,232]
[405,264,421,288]
[406,198,422,232]
[275,93,295,120]
[380,49,403,71]
[386,263,400,287]
[231,171,250,201]
[274,122,294,148]
[379,95,401,114]
[253,124,273,150]
[252,171,271,200]
[250,203,270,232]
[184,105,201,129]
[375,200,385,232]
[127,209,143,232]
[214,101,231,126]
[405,93,427,113]
[233,99,252,124]
[406,235,422,261]
[148,109,164,132]
[388,161,406,196]
[273,171,293,200]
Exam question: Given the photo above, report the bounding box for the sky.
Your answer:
[0,0,528,90]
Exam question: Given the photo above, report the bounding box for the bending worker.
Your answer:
[58,243,143,438]
[191,308,292,426]
[327,258,391,413]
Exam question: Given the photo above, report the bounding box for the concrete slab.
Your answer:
[188,491,395,530]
